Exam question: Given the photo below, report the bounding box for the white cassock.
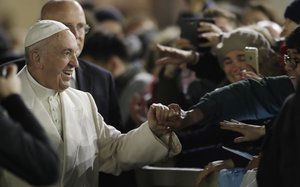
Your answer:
[0,66,181,187]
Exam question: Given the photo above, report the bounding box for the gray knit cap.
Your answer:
[215,27,281,76]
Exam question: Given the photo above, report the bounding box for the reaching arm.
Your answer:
[191,76,295,125]
[166,76,294,130]
[220,119,266,143]
[155,44,199,66]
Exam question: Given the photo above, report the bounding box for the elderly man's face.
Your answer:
[41,1,88,56]
[39,30,79,91]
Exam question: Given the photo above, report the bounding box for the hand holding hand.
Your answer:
[220,119,266,143]
[147,103,180,137]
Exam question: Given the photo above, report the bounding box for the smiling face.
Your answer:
[222,50,255,83]
[28,30,79,92]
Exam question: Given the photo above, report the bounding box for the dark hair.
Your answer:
[286,25,300,53]
[82,31,128,63]
[284,0,300,24]
[94,7,124,24]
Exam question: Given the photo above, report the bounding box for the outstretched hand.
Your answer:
[155,44,198,66]
[197,21,223,49]
[220,119,266,143]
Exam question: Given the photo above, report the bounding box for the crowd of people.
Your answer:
[0,0,300,186]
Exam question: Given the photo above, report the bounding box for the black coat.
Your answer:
[0,94,59,185]
[257,79,300,187]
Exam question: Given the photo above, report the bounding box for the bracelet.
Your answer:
[190,50,200,65]
[219,32,224,42]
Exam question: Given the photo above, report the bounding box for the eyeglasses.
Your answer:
[284,54,292,65]
[64,23,91,34]
[284,54,298,69]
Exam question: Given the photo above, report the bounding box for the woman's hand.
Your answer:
[220,119,266,143]
[196,159,234,186]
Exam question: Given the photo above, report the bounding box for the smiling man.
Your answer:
[0,19,182,187]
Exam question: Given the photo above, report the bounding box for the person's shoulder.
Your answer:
[65,87,93,100]
[64,88,97,110]
[78,58,111,76]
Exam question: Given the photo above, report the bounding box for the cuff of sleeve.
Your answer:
[159,132,182,156]
[144,122,182,157]
[190,50,200,65]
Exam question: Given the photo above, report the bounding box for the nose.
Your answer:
[231,61,244,72]
[71,29,80,39]
[70,53,79,68]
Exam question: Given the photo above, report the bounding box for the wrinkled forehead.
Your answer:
[55,30,78,49]
[40,30,78,55]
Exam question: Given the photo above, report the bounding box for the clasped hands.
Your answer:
[147,103,185,137]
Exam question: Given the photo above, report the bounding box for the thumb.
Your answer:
[234,137,246,143]
[147,104,156,123]
[4,64,17,77]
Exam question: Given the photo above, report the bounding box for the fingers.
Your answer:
[148,103,180,137]
[198,32,220,48]
[155,57,170,65]
[234,137,246,143]
[150,103,178,124]
[156,44,173,56]
[220,120,241,129]
[198,22,222,34]
[4,64,17,77]
[195,162,219,186]
[220,120,245,134]
[154,104,170,124]
[195,168,210,186]
[197,22,214,33]
[230,119,240,123]
[168,103,181,114]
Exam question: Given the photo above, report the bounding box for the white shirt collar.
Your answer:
[25,67,57,99]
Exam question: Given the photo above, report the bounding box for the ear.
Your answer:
[29,49,43,69]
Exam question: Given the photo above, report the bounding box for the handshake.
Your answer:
[147,103,187,137]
